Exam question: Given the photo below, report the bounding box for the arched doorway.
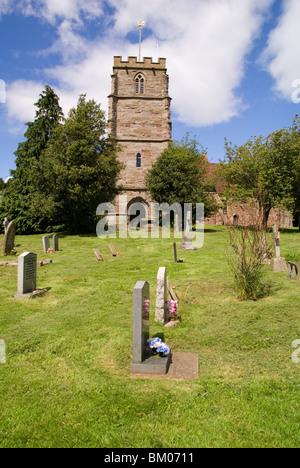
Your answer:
[127,197,149,228]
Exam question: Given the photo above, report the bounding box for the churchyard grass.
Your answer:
[0,226,299,448]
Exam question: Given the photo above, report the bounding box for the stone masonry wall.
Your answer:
[108,56,172,210]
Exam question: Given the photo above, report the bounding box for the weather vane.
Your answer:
[138,21,145,62]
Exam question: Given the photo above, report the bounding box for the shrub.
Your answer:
[226,223,272,300]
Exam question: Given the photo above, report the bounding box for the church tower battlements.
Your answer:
[108,56,172,209]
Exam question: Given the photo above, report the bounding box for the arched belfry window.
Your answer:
[135,73,145,94]
[136,153,142,168]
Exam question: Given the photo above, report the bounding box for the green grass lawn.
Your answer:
[0,226,299,448]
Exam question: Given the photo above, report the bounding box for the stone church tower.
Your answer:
[108,56,172,213]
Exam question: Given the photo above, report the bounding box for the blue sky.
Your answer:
[1,0,300,180]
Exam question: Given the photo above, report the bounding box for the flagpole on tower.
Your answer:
[138,21,145,62]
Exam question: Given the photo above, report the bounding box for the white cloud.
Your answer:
[3,0,274,128]
[0,0,11,16]
[6,79,43,122]
[109,0,274,125]
[261,0,300,101]
[8,0,104,24]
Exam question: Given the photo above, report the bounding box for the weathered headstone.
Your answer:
[53,235,59,252]
[3,217,9,235]
[272,225,281,258]
[42,236,50,254]
[270,226,287,273]
[93,248,104,262]
[174,214,180,234]
[288,262,298,280]
[130,281,171,375]
[109,244,118,257]
[179,211,197,250]
[0,340,5,364]
[155,267,167,324]
[167,277,178,302]
[3,221,16,256]
[15,252,37,298]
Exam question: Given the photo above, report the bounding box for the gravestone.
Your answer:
[42,236,50,254]
[179,211,197,250]
[15,252,37,298]
[3,217,9,235]
[53,235,59,252]
[167,277,178,302]
[130,281,171,375]
[155,267,167,324]
[270,226,287,273]
[272,225,281,258]
[288,262,298,280]
[0,340,5,364]
[109,244,118,256]
[3,221,16,256]
[93,248,104,262]
[174,214,180,234]
[173,242,183,263]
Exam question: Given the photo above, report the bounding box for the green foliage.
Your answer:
[0,178,5,192]
[146,135,214,216]
[31,94,123,233]
[219,120,300,228]
[0,90,122,235]
[0,85,64,233]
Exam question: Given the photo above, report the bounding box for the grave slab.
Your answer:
[131,352,198,380]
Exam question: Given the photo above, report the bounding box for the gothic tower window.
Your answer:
[135,73,145,94]
[136,153,142,168]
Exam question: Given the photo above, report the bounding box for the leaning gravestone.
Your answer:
[15,252,37,298]
[155,267,167,325]
[42,236,50,254]
[130,281,171,375]
[3,221,16,256]
[109,244,118,257]
[93,248,104,262]
[173,242,183,263]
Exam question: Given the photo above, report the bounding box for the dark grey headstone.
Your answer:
[131,281,150,365]
[130,281,171,375]
[53,235,59,252]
